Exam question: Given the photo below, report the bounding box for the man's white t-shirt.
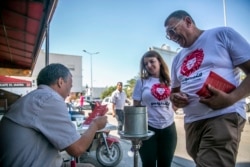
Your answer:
[171,27,250,123]
[111,90,126,110]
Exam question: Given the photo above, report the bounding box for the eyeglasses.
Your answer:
[166,19,183,40]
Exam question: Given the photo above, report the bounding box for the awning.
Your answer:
[0,76,31,88]
[0,0,58,76]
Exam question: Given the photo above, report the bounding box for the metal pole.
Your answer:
[82,50,99,99]
[90,54,93,98]
[222,0,227,26]
[45,23,50,66]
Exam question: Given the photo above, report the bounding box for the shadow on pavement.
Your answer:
[172,156,250,167]
[236,162,250,167]
[172,156,195,167]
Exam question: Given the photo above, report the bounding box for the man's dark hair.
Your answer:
[117,82,123,86]
[164,10,195,27]
[37,63,71,86]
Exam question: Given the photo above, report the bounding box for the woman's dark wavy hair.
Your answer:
[139,50,171,86]
[37,63,71,86]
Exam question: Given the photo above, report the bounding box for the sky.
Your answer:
[45,0,250,87]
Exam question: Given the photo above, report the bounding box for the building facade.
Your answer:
[1,50,83,95]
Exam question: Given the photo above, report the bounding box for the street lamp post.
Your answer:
[83,50,99,99]
[222,0,227,26]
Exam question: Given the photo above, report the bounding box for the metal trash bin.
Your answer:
[124,106,148,136]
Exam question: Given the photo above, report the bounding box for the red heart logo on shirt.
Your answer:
[151,83,170,100]
[181,49,204,77]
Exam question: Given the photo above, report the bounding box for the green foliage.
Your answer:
[124,77,138,98]
[240,70,246,81]
[100,86,116,99]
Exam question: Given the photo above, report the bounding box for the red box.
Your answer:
[196,71,236,98]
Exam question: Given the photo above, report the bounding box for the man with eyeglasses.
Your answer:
[164,10,250,167]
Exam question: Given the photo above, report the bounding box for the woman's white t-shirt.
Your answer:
[133,77,174,129]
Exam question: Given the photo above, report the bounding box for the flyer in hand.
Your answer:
[196,71,236,98]
[83,103,108,125]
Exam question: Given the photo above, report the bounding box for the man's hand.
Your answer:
[199,85,234,110]
[67,115,108,157]
[170,92,189,108]
[91,116,108,130]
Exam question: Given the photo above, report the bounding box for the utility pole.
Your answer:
[82,50,99,99]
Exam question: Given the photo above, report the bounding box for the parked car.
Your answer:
[83,96,102,110]
[101,96,132,114]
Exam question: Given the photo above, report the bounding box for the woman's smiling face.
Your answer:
[143,57,161,77]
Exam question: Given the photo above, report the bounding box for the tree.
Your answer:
[100,86,116,99]
[124,76,138,98]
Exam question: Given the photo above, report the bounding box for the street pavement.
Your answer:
[84,110,250,167]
